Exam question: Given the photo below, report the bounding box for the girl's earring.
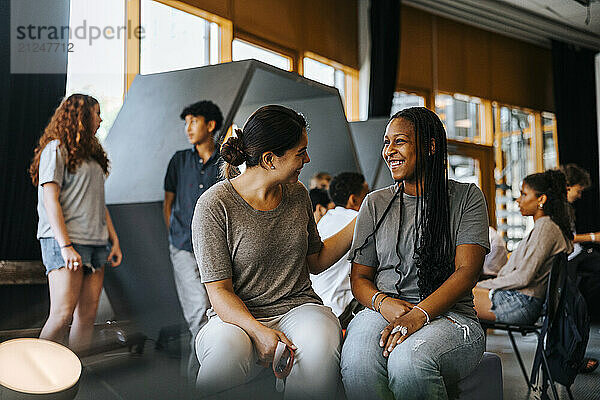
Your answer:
[270,166,275,170]
[538,203,544,209]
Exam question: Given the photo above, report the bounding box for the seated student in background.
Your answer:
[341,107,489,400]
[310,172,369,328]
[481,226,508,277]
[561,163,598,373]
[474,170,573,325]
[309,187,335,224]
[561,164,597,254]
[310,171,332,190]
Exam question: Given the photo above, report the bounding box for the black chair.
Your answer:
[480,252,570,400]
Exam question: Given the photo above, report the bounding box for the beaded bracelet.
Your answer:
[371,291,384,311]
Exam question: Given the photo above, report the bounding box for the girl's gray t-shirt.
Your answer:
[349,180,490,320]
[192,180,323,319]
[37,140,108,245]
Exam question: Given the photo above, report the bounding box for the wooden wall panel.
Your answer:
[397,4,554,112]
[437,18,492,100]
[397,6,433,90]
[181,0,359,69]
[181,0,232,19]
[491,35,553,111]
[302,0,359,68]
[232,0,303,54]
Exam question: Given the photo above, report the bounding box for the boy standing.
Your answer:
[164,100,223,376]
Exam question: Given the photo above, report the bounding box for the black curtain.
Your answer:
[552,40,600,234]
[368,0,401,118]
[0,0,68,260]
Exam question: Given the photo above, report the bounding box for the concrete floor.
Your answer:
[73,323,600,399]
[486,323,600,400]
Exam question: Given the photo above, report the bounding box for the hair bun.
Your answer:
[221,134,246,166]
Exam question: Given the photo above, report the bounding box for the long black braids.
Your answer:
[405,107,454,300]
[349,107,454,300]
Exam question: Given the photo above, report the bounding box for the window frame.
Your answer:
[539,111,559,170]
[232,32,295,72]
[302,52,359,121]
[391,88,428,114]
[434,91,487,145]
[125,0,233,91]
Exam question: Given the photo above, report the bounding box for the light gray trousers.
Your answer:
[169,245,211,379]
[195,303,342,399]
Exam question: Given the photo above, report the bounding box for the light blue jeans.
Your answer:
[341,309,485,400]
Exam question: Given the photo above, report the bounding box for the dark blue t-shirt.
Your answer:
[164,147,221,252]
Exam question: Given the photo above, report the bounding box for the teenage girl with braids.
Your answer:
[474,170,573,325]
[340,107,490,400]
[30,94,122,352]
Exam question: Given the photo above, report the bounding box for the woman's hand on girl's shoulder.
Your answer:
[379,298,414,323]
[379,308,427,357]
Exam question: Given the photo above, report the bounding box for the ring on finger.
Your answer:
[73,261,80,267]
[391,325,408,336]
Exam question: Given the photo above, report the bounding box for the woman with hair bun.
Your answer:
[29,94,122,352]
[474,169,573,325]
[191,105,355,398]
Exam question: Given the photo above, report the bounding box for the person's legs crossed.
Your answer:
[341,309,393,400]
[276,303,342,400]
[386,312,485,400]
[195,316,262,397]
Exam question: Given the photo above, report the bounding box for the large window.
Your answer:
[448,155,480,186]
[232,39,292,71]
[140,0,220,75]
[302,54,359,120]
[66,0,126,142]
[390,91,425,115]
[435,93,483,143]
[494,105,536,250]
[303,57,345,100]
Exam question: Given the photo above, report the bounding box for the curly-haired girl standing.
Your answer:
[30,94,122,352]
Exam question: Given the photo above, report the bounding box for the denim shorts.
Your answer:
[490,289,544,325]
[40,237,110,275]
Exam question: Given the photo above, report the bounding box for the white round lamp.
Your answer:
[0,338,81,399]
